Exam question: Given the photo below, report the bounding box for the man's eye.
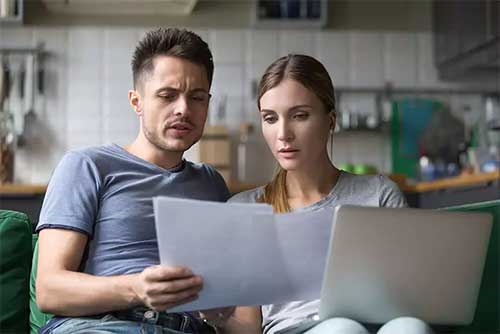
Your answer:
[159,94,176,100]
[191,94,208,102]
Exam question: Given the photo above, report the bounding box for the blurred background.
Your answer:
[0,0,499,221]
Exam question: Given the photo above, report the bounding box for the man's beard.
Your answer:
[142,121,196,153]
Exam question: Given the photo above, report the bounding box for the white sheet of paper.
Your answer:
[153,196,334,312]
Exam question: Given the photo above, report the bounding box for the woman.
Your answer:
[201,54,433,334]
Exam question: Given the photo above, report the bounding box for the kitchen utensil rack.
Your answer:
[0,44,46,145]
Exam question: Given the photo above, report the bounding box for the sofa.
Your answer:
[0,210,52,334]
[0,200,498,334]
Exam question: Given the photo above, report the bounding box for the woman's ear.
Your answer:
[128,90,142,116]
[329,112,336,132]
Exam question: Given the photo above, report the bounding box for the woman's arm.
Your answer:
[36,228,202,316]
[213,306,263,334]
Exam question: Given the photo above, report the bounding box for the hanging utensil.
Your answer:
[24,54,35,117]
[19,54,39,146]
[34,53,45,122]
[0,59,4,112]
[0,57,10,113]
[11,57,25,140]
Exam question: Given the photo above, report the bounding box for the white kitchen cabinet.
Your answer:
[39,0,197,16]
[0,0,23,25]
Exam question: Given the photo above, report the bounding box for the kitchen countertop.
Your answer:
[1,171,498,195]
[0,183,258,195]
[0,184,47,195]
[401,171,500,193]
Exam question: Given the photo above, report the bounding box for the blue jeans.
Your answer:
[46,313,215,334]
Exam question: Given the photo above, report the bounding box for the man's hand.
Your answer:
[132,265,203,311]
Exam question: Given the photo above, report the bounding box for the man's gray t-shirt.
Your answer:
[36,143,230,276]
[229,171,407,334]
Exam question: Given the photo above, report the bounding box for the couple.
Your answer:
[36,28,433,334]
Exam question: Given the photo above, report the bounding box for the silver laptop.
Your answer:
[318,205,492,326]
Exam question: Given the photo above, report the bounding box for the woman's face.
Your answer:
[259,78,333,172]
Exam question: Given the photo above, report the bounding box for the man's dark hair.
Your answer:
[131,27,214,89]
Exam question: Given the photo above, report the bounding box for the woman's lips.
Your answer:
[278,149,299,159]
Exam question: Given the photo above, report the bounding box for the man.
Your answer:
[36,27,230,334]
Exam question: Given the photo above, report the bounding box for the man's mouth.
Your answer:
[167,121,194,137]
[170,122,194,131]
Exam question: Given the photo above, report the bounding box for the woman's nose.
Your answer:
[277,121,294,141]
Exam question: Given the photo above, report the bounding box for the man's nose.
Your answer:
[173,95,189,117]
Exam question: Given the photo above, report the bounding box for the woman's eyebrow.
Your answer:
[260,105,312,114]
[289,105,312,111]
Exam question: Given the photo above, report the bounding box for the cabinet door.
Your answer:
[458,0,488,54]
[490,0,500,39]
[433,0,460,64]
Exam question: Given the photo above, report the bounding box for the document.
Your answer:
[153,196,334,312]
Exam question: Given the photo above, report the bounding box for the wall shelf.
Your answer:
[252,0,327,29]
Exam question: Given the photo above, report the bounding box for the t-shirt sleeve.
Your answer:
[36,151,101,236]
[228,187,263,203]
[205,165,231,202]
[378,175,408,208]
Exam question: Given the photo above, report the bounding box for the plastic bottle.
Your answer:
[419,152,435,181]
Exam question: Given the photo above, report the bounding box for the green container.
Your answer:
[339,163,355,174]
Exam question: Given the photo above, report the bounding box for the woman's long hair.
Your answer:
[257,54,337,213]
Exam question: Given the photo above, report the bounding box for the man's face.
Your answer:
[133,56,210,153]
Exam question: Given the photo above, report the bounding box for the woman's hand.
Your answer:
[132,265,203,311]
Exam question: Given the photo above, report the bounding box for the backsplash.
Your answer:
[0,26,496,184]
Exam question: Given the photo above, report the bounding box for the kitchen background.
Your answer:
[0,0,499,218]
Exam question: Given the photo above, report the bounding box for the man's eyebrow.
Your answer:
[155,87,210,94]
[155,87,178,94]
[189,88,210,94]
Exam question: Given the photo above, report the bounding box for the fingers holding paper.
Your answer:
[132,265,203,311]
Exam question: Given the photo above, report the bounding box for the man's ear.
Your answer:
[128,89,142,116]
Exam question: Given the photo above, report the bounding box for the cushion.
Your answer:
[0,210,32,334]
[29,235,53,334]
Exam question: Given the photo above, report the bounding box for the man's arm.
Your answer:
[36,228,203,316]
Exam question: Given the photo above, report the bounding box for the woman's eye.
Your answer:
[294,113,308,120]
[263,115,277,123]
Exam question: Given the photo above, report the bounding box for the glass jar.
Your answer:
[0,112,15,183]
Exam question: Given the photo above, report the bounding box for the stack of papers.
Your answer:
[153,196,334,312]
